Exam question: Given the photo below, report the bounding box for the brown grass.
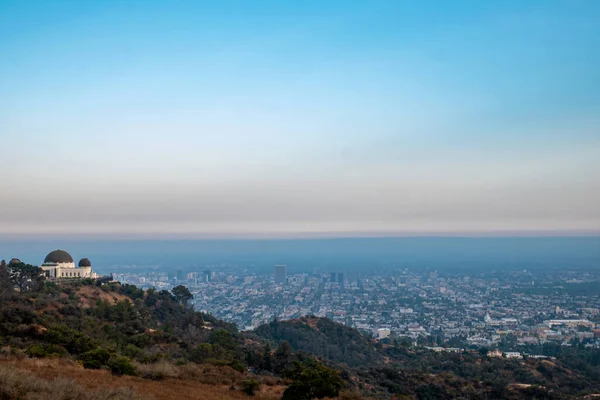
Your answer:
[0,357,285,400]
[0,364,141,400]
[76,286,131,308]
[134,360,179,380]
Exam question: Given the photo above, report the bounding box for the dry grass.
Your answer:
[0,364,141,400]
[179,363,244,385]
[0,356,285,400]
[76,286,131,308]
[134,360,179,380]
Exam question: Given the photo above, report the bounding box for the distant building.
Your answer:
[377,328,391,339]
[176,269,185,281]
[505,352,523,359]
[274,265,287,284]
[337,273,344,288]
[203,270,211,283]
[330,272,337,283]
[396,275,407,287]
[487,350,503,358]
[429,270,438,281]
[548,319,594,329]
[40,249,98,279]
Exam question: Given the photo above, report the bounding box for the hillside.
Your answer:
[254,316,600,399]
[254,316,383,366]
[0,277,335,400]
[1,272,600,399]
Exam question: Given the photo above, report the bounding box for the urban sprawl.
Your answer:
[115,265,600,357]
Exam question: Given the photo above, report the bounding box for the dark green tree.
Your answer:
[0,260,12,298]
[274,340,294,373]
[282,360,344,400]
[241,378,260,396]
[209,328,236,350]
[7,262,45,292]
[261,343,273,371]
[172,285,193,307]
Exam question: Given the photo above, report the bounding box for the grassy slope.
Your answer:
[0,357,284,400]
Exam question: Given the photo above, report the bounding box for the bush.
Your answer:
[282,360,344,400]
[25,344,47,358]
[109,356,136,376]
[230,359,247,373]
[79,348,111,369]
[122,344,143,359]
[26,344,69,358]
[46,325,97,354]
[241,378,260,396]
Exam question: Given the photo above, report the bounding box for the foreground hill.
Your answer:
[254,316,383,366]
[1,275,599,399]
[254,316,600,399]
[0,279,329,400]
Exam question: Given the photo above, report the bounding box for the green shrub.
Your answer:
[282,361,344,400]
[230,359,247,373]
[109,356,136,376]
[122,344,143,359]
[79,348,111,369]
[25,345,47,358]
[25,344,69,358]
[241,378,260,396]
[46,325,97,354]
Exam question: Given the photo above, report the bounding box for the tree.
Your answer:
[274,340,294,373]
[172,285,193,307]
[241,378,260,396]
[209,328,236,350]
[282,360,344,400]
[261,343,273,371]
[0,260,12,298]
[7,262,45,292]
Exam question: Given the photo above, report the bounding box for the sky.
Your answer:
[1,0,599,238]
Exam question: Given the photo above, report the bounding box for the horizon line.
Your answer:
[0,229,599,241]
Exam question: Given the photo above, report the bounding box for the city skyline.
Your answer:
[1,1,599,238]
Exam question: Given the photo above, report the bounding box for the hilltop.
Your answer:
[254,316,383,366]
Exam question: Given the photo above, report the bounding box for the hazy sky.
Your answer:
[1,0,599,237]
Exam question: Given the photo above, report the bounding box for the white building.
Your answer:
[505,352,523,359]
[548,319,594,329]
[40,249,99,280]
[377,328,391,339]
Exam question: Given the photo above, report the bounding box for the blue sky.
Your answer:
[1,0,599,237]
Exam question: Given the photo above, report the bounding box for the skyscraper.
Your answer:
[330,272,337,283]
[274,265,287,284]
[429,270,438,281]
[176,269,185,282]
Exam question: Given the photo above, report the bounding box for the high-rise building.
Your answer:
[337,273,344,284]
[429,270,438,281]
[203,270,211,283]
[176,269,185,281]
[330,272,337,283]
[274,265,287,284]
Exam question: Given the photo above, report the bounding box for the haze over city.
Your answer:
[2,0,599,238]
